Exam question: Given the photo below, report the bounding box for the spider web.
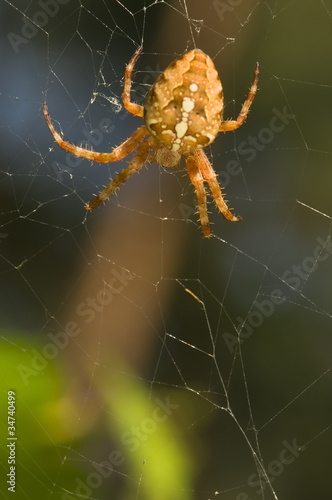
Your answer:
[1,0,332,499]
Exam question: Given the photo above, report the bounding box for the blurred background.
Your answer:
[0,1,332,499]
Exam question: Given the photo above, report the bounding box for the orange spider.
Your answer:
[43,47,259,237]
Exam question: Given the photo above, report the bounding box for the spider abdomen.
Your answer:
[144,49,224,154]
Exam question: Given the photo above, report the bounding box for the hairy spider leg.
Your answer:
[122,46,144,118]
[194,149,242,223]
[219,62,259,132]
[43,104,149,163]
[185,153,211,237]
[85,137,156,211]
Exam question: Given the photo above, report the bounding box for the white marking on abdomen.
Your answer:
[171,96,195,151]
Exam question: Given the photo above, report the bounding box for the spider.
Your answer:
[43,47,259,237]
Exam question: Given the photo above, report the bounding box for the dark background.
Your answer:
[0,1,331,499]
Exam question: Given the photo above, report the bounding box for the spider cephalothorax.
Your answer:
[44,47,259,237]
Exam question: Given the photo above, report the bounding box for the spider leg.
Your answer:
[185,153,211,237]
[194,149,242,223]
[43,104,149,162]
[85,137,155,211]
[219,62,259,132]
[122,46,144,118]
